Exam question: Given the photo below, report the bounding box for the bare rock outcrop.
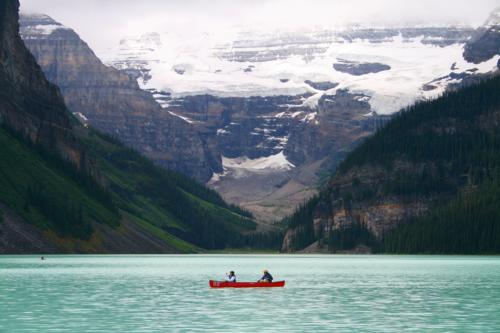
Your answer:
[20,14,220,181]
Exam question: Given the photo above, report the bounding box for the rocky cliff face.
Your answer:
[0,2,80,165]
[284,90,387,166]
[0,0,173,252]
[161,90,388,221]
[20,14,220,181]
[464,7,500,64]
[281,163,434,252]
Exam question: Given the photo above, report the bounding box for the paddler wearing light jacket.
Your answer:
[225,271,236,282]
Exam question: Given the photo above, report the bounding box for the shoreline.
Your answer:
[1,252,500,256]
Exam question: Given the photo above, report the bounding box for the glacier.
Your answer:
[99,28,499,115]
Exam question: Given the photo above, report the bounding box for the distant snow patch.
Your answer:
[301,93,324,109]
[167,111,195,124]
[301,112,317,123]
[21,24,69,38]
[208,171,227,183]
[217,129,229,135]
[35,24,64,35]
[73,112,89,127]
[222,151,295,172]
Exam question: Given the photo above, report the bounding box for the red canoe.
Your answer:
[209,280,285,288]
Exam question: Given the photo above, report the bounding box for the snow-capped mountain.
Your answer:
[96,20,499,221]
[100,25,498,115]
[21,10,500,222]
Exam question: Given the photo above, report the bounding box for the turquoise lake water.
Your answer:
[1,255,500,332]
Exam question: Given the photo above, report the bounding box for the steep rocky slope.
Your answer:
[0,3,80,166]
[0,0,256,253]
[169,91,388,220]
[282,75,500,253]
[20,14,220,181]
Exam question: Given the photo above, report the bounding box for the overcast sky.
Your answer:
[20,0,500,51]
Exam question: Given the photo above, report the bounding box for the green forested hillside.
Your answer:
[339,75,500,178]
[283,75,500,253]
[83,130,258,249]
[382,175,500,254]
[0,127,118,240]
[0,125,260,251]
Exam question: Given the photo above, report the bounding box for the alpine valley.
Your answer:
[19,8,500,225]
[0,0,498,254]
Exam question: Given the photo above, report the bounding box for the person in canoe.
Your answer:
[225,271,236,282]
[258,269,273,283]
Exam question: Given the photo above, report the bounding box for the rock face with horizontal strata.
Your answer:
[0,4,82,167]
[166,91,389,221]
[281,162,435,252]
[19,14,220,182]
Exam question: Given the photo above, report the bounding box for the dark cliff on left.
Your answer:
[0,0,261,253]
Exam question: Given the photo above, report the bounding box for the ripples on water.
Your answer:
[1,255,499,332]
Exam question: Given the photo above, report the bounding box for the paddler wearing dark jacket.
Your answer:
[258,269,273,282]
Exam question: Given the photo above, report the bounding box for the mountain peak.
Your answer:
[19,12,69,37]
